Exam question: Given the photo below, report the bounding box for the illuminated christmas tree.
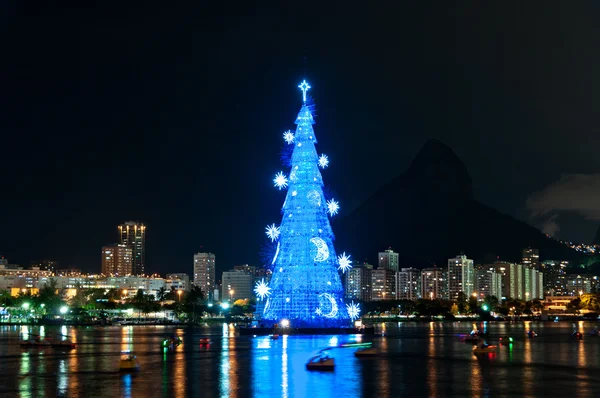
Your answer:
[256,80,360,328]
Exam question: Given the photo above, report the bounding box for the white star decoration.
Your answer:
[265,224,280,242]
[337,252,352,273]
[283,130,295,144]
[327,199,339,216]
[346,301,360,320]
[273,172,288,190]
[254,279,272,300]
[318,154,329,169]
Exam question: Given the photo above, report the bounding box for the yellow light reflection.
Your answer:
[173,331,187,398]
[427,337,438,397]
[470,354,483,398]
[121,326,132,352]
[522,339,533,396]
[577,337,587,368]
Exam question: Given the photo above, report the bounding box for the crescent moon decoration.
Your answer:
[271,242,280,265]
[263,298,270,314]
[310,237,329,262]
[289,166,298,182]
[306,190,321,207]
[315,293,338,318]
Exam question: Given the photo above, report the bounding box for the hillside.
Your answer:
[334,140,581,267]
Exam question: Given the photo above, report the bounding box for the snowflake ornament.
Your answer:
[265,224,280,242]
[283,130,295,144]
[346,301,360,321]
[273,172,288,190]
[254,279,272,300]
[337,252,352,273]
[318,154,329,169]
[327,199,339,216]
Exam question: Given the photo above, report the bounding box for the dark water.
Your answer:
[1,321,599,397]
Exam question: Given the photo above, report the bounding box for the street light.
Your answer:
[22,302,30,310]
[177,290,183,302]
[229,289,234,302]
[59,306,68,315]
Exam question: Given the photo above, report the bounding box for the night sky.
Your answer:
[3,2,600,275]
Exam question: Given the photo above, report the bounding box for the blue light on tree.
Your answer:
[258,80,351,327]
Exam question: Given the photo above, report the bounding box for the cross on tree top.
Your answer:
[298,80,311,103]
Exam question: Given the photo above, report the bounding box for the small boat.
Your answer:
[51,340,76,349]
[162,337,182,349]
[20,339,51,348]
[354,347,379,357]
[119,353,140,371]
[463,336,479,344]
[473,345,497,354]
[271,334,279,340]
[499,336,514,345]
[526,331,537,338]
[199,338,211,345]
[572,332,583,340]
[306,354,335,371]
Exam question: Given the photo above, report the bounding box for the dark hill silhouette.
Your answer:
[335,139,582,267]
[593,225,600,246]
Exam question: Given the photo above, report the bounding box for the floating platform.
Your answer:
[238,327,375,336]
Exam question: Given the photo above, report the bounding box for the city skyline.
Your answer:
[4,3,600,276]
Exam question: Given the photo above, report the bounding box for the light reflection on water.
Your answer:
[1,322,600,397]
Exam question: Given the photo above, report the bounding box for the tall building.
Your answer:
[345,266,372,302]
[118,221,146,275]
[396,268,421,300]
[566,274,593,295]
[222,270,253,301]
[475,268,503,300]
[523,267,543,300]
[421,267,445,300]
[522,248,540,269]
[371,268,396,300]
[447,254,475,301]
[101,244,133,275]
[541,260,568,296]
[193,253,215,300]
[30,260,58,273]
[378,248,399,272]
[490,261,523,299]
[166,273,190,291]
